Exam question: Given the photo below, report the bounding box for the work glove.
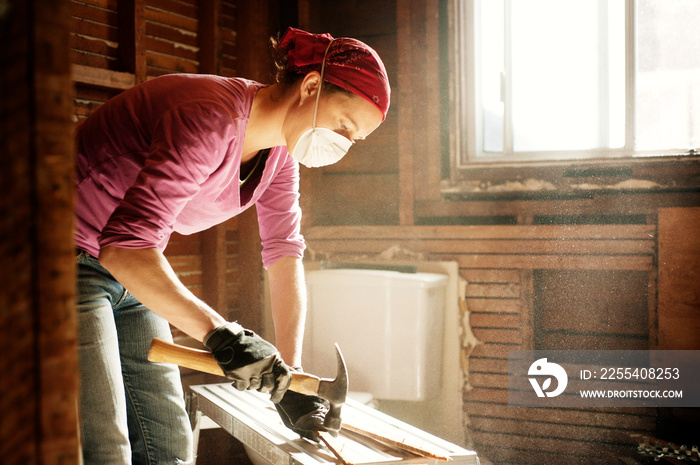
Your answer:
[275,369,339,442]
[203,323,291,403]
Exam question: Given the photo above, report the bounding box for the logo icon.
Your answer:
[528,358,568,397]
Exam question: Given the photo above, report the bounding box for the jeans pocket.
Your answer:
[75,249,88,263]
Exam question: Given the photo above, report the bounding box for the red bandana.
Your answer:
[279,27,391,120]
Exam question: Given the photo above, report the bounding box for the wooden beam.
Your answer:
[304,224,657,240]
[1,0,79,463]
[118,0,147,83]
[34,0,80,460]
[229,0,282,330]
[199,0,222,75]
[197,0,228,315]
[72,64,135,90]
[396,1,416,225]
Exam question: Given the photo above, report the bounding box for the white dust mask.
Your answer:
[290,39,353,168]
[291,127,353,167]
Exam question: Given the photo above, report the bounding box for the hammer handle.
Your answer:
[148,338,321,395]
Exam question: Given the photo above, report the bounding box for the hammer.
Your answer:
[148,338,348,431]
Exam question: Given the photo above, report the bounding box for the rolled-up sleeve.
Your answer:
[255,153,305,269]
[99,102,230,252]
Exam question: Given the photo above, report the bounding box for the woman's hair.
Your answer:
[270,34,351,96]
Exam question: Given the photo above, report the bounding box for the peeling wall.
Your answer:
[458,279,480,393]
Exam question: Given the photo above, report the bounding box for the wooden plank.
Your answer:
[71,16,119,42]
[145,21,199,47]
[455,254,653,271]
[463,386,509,404]
[464,402,656,430]
[470,417,649,444]
[71,1,118,25]
[470,313,521,329]
[465,283,520,299]
[468,357,509,374]
[145,36,198,61]
[148,0,198,19]
[539,332,650,351]
[469,372,509,389]
[473,444,627,465]
[74,83,120,102]
[416,191,700,219]
[304,224,656,241]
[72,34,119,60]
[146,51,198,74]
[144,5,198,32]
[462,269,521,283]
[72,64,135,89]
[657,207,700,349]
[472,328,521,345]
[71,50,117,70]
[304,238,654,255]
[470,430,632,460]
[463,395,656,417]
[465,298,521,314]
[78,0,118,8]
[470,343,518,360]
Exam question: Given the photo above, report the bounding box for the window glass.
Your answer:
[469,0,700,160]
[635,0,700,151]
[509,0,625,152]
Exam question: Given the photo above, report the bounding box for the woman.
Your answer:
[74,27,390,464]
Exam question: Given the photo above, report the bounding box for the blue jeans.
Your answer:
[76,250,194,464]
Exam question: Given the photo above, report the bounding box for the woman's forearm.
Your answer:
[99,245,231,342]
[267,256,306,367]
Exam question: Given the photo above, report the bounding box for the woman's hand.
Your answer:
[204,323,291,403]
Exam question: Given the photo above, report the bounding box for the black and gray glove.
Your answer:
[274,368,339,442]
[203,323,291,403]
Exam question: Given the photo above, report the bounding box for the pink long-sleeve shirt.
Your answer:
[75,74,304,269]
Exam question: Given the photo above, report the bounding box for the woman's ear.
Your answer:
[299,71,322,101]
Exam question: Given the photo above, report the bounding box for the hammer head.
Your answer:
[317,343,348,432]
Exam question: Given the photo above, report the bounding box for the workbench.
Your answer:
[188,384,479,465]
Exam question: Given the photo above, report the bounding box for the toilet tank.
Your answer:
[303,269,447,401]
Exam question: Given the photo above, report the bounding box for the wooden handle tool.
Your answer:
[148,338,345,398]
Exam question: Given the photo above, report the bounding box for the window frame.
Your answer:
[445,0,695,171]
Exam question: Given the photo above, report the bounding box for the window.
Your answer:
[448,0,700,165]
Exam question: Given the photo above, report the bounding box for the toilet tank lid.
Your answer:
[307,268,448,288]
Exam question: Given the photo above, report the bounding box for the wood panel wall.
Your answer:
[303,224,659,464]
[55,1,700,464]
[300,2,700,465]
[298,0,402,227]
[1,1,80,464]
